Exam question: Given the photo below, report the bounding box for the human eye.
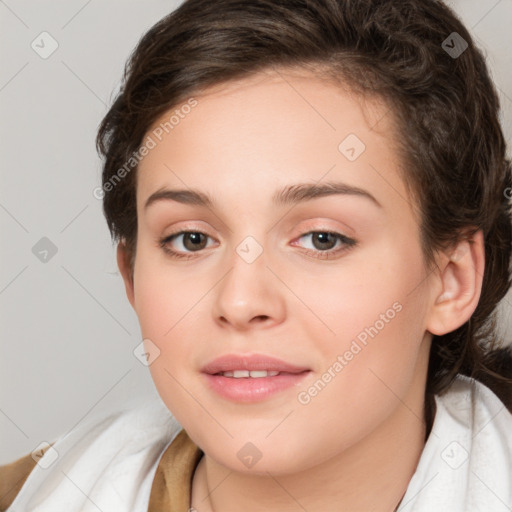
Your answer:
[158,230,216,260]
[292,230,357,260]
[158,228,357,261]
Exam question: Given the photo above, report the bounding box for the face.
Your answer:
[121,68,439,475]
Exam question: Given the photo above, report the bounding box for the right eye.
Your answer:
[158,231,216,259]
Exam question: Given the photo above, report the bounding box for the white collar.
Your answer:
[399,375,512,511]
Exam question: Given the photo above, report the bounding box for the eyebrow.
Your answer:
[144,181,382,211]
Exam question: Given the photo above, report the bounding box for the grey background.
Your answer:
[1,0,512,464]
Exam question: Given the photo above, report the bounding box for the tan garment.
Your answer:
[0,444,53,511]
[147,429,203,511]
[0,429,203,511]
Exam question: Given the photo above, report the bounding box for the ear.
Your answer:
[117,241,136,309]
[426,229,485,336]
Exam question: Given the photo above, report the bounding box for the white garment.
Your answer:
[398,375,512,511]
[7,398,182,511]
[7,376,512,511]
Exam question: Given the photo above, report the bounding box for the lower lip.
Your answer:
[203,371,310,403]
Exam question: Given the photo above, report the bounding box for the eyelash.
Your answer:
[158,229,357,261]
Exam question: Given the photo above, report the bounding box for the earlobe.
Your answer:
[116,242,136,309]
[427,230,485,336]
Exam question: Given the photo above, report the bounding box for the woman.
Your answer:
[2,0,511,510]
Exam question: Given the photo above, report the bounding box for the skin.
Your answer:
[117,67,484,511]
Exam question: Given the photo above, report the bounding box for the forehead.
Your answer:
[136,68,411,219]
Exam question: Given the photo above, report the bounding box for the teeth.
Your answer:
[220,370,281,378]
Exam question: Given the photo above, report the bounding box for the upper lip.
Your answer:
[201,353,310,374]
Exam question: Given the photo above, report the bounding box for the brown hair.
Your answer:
[96,0,512,410]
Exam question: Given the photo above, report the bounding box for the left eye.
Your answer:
[158,230,357,260]
[295,231,353,252]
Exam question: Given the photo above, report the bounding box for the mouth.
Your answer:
[201,353,311,402]
[214,369,302,378]
[215,370,281,379]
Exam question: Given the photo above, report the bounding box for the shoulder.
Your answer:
[438,374,512,433]
[399,375,512,511]
[0,397,183,512]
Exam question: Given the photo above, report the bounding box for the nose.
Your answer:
[211,242,286,331]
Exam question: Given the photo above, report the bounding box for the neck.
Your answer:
[191,378,429,512]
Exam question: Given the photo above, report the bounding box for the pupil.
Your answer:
[185,232,205,250]
[314,232,335,250]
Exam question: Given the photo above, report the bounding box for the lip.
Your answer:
[201,353,311,403]
[201,353,310,375]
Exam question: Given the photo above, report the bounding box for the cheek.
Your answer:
[300,235,426,349]
[287,282,428,469]
[298,238,429,404]
[133,241,206,339]
[131,254,202,386]
[133,269,202,421]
